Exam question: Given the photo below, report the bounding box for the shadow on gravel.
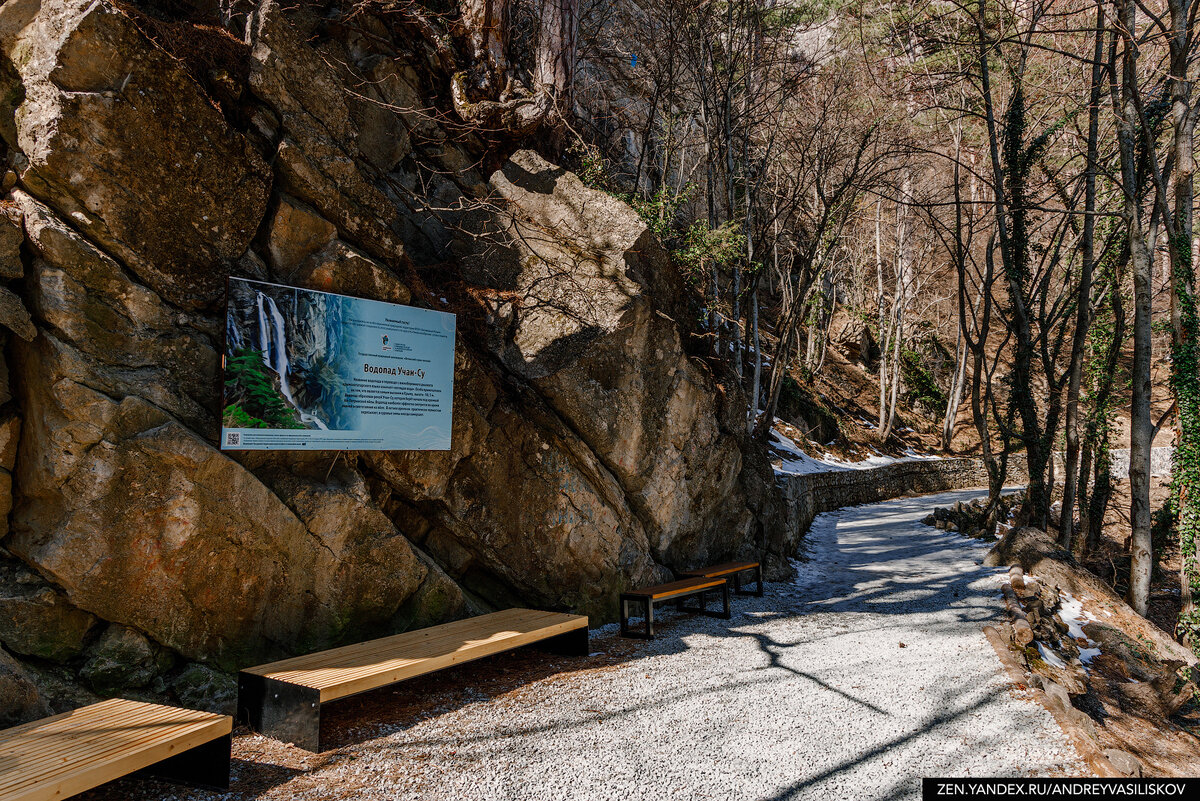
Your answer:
[70,631,703,801]
[72,488,1016,800]
[720,627,892,716]
[759,687,1006,801]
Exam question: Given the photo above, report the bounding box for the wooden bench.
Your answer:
[680,560,764,597]
[0,698,231,801]
[619,577,730,639]
[237,608,588,752]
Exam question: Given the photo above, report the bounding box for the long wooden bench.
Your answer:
[679,560,764,597]
[238,608,588,752]
[0,698,231,801]
[619,576,730,639]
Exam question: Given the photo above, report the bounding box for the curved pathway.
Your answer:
[92,489,1090,801]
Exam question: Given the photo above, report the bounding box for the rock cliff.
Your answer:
[0,0,791,716]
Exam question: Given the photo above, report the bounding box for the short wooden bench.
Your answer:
[619,576,730,639]
[238,608,588,752]
[0,698,231,801]
[680,560,764,597]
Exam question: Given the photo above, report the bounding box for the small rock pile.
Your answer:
[922,493,1023,540]
[1001,567,1088,693]
[1001,562,1196,777]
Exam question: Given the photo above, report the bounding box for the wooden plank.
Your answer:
[243,609,576,677]
[623,578,726,600]
[1,704,228,788]
[315,616,586,702]
[247,611,579,681]
[0,703,194,770]
[682,561,759,578]
[0,700,197,768]
[242,609,588,702]
[0,700,229,801]
[2,716,227,796]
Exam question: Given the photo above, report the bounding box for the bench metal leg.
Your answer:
[239,673,322,752]
[537,625,590,656]
[731,566,765,597]
[620,596,655,639]
[137,731,231,790]
[681,581,732,620]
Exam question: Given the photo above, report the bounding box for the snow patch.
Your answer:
[1056,591,1102,666]
[770,425,943,477]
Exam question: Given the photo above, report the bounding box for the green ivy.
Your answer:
[1168,224,1200,656]
[900,344,947,414]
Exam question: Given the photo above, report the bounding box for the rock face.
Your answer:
[0,646,47,725]
[79,624,164,692]
[0,0,271,309]
[0,556,97,662]
[0,0,790,701]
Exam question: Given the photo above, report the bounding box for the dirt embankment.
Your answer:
[984,526,1199,777]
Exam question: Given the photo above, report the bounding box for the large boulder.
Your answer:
[170,662,238,715]
[0,0,787,690]
[9,389,427,668]
[365,347,669,619]
[0,647,48,725]
[481,151,769,565]
[79,624,163,692]
[0,556,97,662]
[0,0,271,308]
[13,190,218,431]
[245,0,408,267]
[9,196,430,668]
[482,149,682,377]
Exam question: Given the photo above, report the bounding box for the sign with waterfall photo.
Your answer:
[221,277,456,451]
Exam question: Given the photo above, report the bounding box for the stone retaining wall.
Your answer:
[779,454,1031,543]
[778,445,1176,544]
[1103,447,1174,478]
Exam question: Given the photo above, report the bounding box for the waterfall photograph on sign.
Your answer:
[222,277,456,451]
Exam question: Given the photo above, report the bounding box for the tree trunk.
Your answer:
[1114,0,1155,616]
[535,0,579,101]
[1165,0,1199,645]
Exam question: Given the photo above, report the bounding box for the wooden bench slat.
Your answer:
[285,613,577,676]
[682,561,759,578]
[2,713,222,778]
[0,700,204,767]
[622,577,726,600]
[239,608,590,751]
[2,717,226,794]
[307,617,585,701]
[2,722,225,801]
[0,705,199,769]
[264,614,571,677]
[246,610,578,676]
[244,609,587,703]
[245,608,572,677]
[0,703,227,780]
[0,699,230,801]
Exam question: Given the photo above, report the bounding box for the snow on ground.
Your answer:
[1054,589,1103,666]
[770,426,943,477]
[113,489,1089,801]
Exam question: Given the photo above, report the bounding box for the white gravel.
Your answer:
[247,489,1090,800]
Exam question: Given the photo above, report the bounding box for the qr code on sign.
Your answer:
[225,432,241,446]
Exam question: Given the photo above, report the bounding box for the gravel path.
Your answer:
[93,488,1090,801]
